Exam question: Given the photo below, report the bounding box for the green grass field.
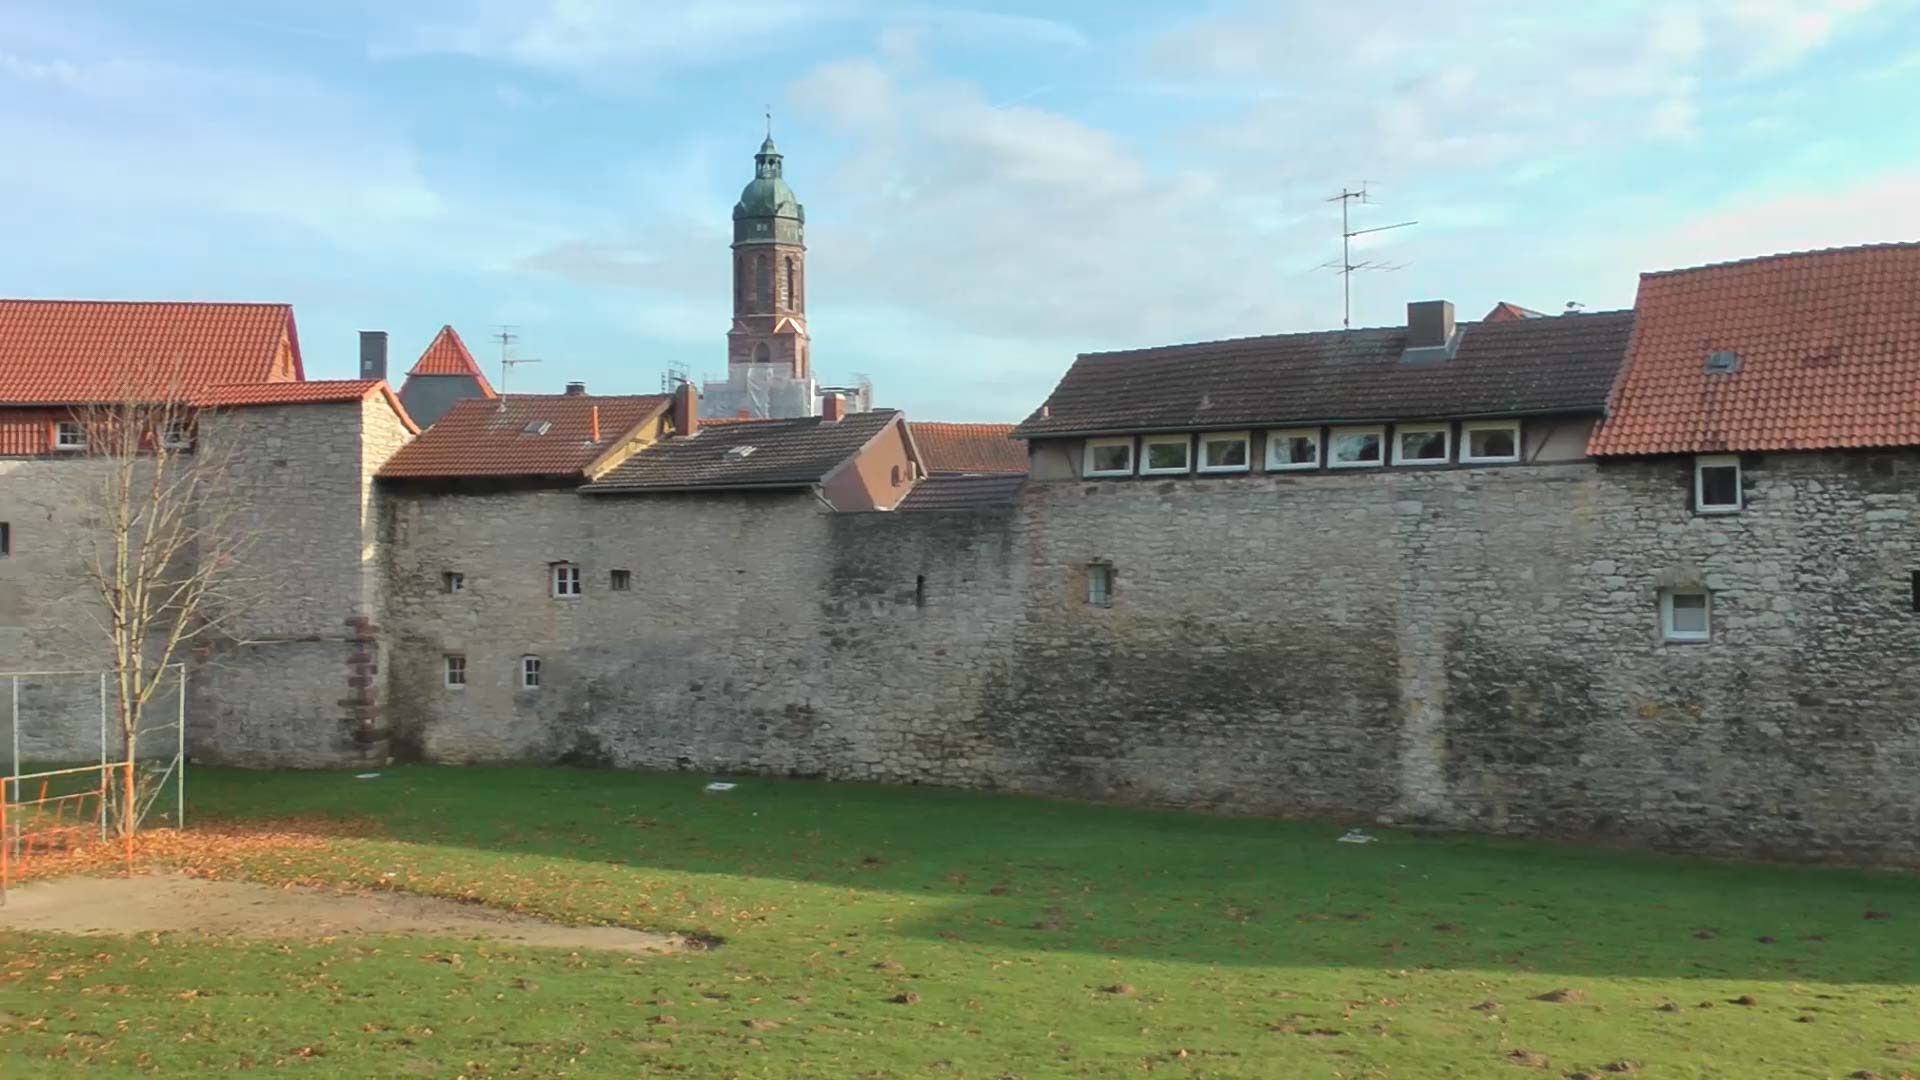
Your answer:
[2,767,1917,1077]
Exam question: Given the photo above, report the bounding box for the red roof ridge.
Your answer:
[0,297,293,307]
[1641,239,1920,279]
[195,378,419,434]
[406,325,495,397]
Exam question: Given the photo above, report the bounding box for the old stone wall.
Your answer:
[382,450,1920,863]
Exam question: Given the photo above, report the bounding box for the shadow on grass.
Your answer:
[182,765,1920,985]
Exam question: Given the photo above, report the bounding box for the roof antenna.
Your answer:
[492,325,542,396]
[1319,183,1416,330]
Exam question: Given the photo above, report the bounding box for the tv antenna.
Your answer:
[492,325,542,395]
[1320,184,1416,330]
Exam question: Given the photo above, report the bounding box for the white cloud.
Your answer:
[1623,169,1920,273]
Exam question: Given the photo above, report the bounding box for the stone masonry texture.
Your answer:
[381,450,1920,864]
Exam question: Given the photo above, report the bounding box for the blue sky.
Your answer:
[3,1,1918,420]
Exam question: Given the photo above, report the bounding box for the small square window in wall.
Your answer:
[1197,431,1251,473]
[551,562,583,598]
[1087,563,1114,608]
[1661,590,1710,643]
[610,569,632,591]
[1266,428,1320,470]
[1392,424,1450,466]
[1461,421,1521,464]
[1084,437,1134,478]
[1139,434,1192,475]
[444,654,467,688]
[1694,455,1741,514]
[54,421,87,451]
[521,655,542,690]
[1328,426,1385,468]
[442,571,464,593]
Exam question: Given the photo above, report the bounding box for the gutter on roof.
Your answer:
[577,478,817,495]
[1015,406,1608,440]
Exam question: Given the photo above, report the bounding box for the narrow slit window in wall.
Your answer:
[0,521,10,557]
[914,574,926,608]
[1087,563,1114,608]
[442,571,464,593]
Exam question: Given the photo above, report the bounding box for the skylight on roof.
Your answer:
[522,420,553,436]
[1705,350,1741,374]
[726,445,758,459]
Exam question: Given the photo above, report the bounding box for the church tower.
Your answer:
[727,134,809,379]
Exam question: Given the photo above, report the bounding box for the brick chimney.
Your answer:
[821,392,846,422]
[358,331,388,381]
[1402,300,1459,363]
[672,379,699,437]
[564,381,588,396]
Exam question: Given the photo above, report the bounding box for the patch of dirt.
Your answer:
[0,872,683,955]
[1504,1048,1550,1068]
[1533,988,1584,1004]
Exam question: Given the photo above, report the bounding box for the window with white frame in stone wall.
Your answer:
[550,562,582,598]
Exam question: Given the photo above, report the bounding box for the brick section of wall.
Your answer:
[384,453,1920,863]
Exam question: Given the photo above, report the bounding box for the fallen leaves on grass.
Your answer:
[2,818,362,884]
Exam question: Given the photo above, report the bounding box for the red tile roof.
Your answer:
[406,325,496,396]
[1590,242,1920,456]
[0,299,303,403]
[1484,301,1545,322]
[378,394,669,480]
[910,422,1028,475]
[196,380,419,433]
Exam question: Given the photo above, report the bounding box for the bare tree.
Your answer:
[70,386,252,837]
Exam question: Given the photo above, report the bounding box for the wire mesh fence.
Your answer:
[1,664,186,901]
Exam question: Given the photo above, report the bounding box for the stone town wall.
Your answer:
[382,450,1920,863]
[182,399,410,767]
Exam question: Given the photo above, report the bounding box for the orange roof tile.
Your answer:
[196,379,419,433]
[1589,242,1920,456]
[406,325,497,397]
[378,394,669,480]
[0,299,302,403]
[1483,301,1545,322]
[909,422,1027,475]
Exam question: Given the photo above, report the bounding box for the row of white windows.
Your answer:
[444,654,542,689]
[440,566,631,597]
[47,420,192,452]
[1083,421,1524,478]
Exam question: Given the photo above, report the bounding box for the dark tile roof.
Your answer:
[378,394,668,479]
[896,473,1026,512]
[909,421,1028,474]
[1590,242,1920,456]
[582,409,900,493]
[1011,311,1636,438]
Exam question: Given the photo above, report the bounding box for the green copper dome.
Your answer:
[733,136,804,241]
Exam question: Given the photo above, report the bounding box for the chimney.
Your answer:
[590,405,601,443]
[564,381,588,396]
[358,331,389,381]
[1402,300,1459,363]
[821,392,846,422]
[672,379,699,437]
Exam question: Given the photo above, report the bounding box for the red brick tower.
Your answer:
[727,135,809,379]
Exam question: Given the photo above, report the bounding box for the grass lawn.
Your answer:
[2,767,1917,1078]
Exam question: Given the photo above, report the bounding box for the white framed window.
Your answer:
[442,571,464,593]
[1197,431,1251,473]
[54,421,87,451]
[1087,563,1113,608]
[1139,434,1192,475]
[1392,423,1451,466]
[1265,428,1321,471]
[444,654,467,688]
[1461,421,1521,464]
[1694,455,1741,514]
[1328,426,1385,468]
[1084,437,1134,478]
[1661,590,1711,642]
[521,655,542,690]
[551,562,582,598]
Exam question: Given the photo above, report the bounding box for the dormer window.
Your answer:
[522,421,552,436]
[1139,435,1191,475]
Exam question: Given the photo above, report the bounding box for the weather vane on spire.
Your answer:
[765,105,772,139]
